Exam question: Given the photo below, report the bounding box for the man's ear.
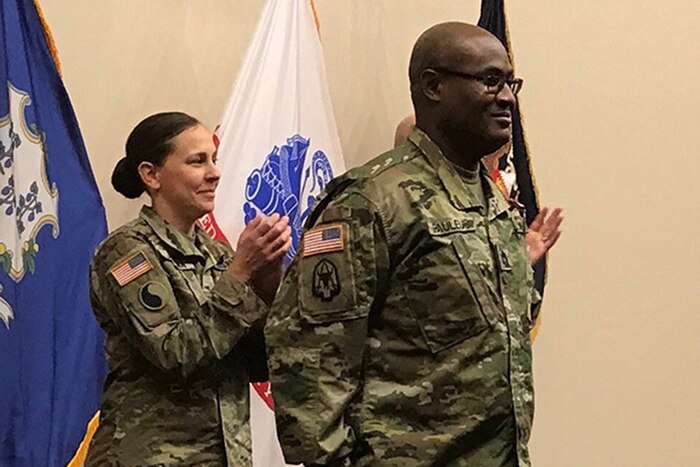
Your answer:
[137,161,160,192]
[420,69,443,103]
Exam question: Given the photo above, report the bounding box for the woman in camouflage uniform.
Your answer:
[86,112,290,466]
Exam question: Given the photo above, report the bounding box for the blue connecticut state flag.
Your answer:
[0,1,107,465]
[478,0,547,319]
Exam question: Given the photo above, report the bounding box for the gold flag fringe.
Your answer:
[502,0,547,342]
[32,0,61,76]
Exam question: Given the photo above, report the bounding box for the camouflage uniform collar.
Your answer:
[486,183,513,220]
[408,128,513,218]
[139,206,206,260]
[408,128,484,212]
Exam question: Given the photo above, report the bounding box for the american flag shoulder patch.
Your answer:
[110,251,153,287]
[303,224,345,257]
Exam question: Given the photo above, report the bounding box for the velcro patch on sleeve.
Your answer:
[110,251,153,286]
[302,224,345,257]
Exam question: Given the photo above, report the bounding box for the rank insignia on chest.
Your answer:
[499,249,512,271]
[110,252,153,286]
[303,224,344,257]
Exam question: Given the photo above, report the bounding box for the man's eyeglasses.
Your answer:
[431,67,524,96]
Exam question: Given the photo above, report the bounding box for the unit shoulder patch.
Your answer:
[138,281,167,310]
[311,259,341,301]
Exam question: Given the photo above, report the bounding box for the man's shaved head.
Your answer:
[409,22,503,95]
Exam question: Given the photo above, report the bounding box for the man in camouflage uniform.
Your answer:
[87,206,268,466]
[265,22,548,466]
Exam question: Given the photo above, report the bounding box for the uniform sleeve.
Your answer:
[90,233,268,379]
[529,286,542,331]
[264,191,389,465]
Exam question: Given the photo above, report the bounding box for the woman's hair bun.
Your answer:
[111,156,144,199]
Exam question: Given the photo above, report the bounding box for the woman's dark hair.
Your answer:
[111,112,200,198]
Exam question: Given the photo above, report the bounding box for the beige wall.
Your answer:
[41,1,700,466]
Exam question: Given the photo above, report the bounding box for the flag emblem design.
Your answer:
[0,83,60,328]
[244,134,334,263]
[110,252,152,286]
[303,224,344,257]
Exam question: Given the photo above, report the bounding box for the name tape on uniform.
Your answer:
[428,218,477,236]
[303,224,345,257]
[110,251,153,286]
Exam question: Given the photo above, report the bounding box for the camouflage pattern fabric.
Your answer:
[265,128,538,467]
[86,206,267,466]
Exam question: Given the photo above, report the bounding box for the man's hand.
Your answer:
[526,207,563,265]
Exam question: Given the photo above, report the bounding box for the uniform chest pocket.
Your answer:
[161,260,207,307]
[400,235,498,354]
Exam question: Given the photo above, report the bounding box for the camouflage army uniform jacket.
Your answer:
[86,206,266,467]
[265,129,538,467]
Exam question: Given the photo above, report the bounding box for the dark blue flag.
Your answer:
[478,0,547,321]
[0,1,107,465]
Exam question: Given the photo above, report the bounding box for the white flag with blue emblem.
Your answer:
[198,0,344,466]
